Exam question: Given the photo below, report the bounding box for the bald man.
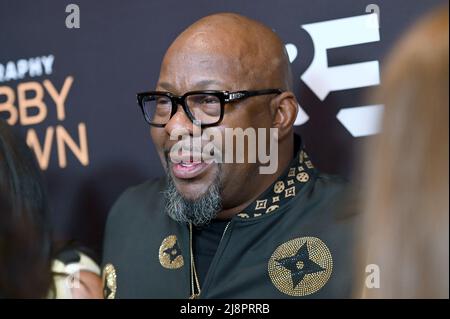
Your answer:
[102,13,359,299]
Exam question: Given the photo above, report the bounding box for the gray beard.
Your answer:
[163,165,222,226]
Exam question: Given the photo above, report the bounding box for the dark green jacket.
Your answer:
[102,150,359,299]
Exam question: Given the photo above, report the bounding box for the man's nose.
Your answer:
[164,104,193,136]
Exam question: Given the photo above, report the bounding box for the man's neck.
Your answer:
[216,135,295,220]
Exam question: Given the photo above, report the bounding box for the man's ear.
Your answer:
[271,91,298,140]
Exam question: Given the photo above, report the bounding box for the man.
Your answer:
[102,13,359,299]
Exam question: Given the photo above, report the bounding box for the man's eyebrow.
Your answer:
[157,80,227,92]
[194,79,226,88]
[157,82,175,91]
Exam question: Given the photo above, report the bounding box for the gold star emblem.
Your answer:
[102,263,117,299]
[268,237,333,297]
[159,235,184,269]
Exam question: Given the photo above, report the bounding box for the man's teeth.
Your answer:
[180,161,200,167]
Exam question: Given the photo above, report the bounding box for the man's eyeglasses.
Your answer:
[136,89,284,127]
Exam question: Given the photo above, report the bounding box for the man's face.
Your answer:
[151,38,274,209]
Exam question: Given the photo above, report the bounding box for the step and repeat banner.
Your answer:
[0,0,446,254]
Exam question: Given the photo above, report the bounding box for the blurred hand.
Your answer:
[71,271,103,299]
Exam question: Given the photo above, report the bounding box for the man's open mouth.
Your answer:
[170,156,212,180]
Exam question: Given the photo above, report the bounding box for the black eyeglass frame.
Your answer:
[136,89,284,128]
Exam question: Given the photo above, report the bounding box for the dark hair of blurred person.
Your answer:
[357,6,449,298]
[0,119,53,298]
[0,120,103,298]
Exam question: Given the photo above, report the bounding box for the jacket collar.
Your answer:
[236,135,316,220]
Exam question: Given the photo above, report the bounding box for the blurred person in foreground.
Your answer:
[357,6,449,298]
[0,119,102,298]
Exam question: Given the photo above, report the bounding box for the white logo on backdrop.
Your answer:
[287,12,383,137]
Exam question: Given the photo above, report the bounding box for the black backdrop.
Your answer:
[0,0,446,255]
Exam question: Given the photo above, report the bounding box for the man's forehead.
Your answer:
[158,51,250,92]
[161,14,272,71]
[163,30,251,66]
[157,13,290,91]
